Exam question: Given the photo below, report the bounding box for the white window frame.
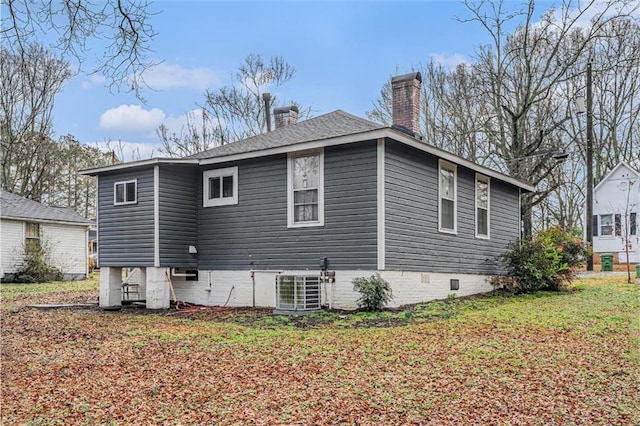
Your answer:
[203,167,238,207]
[114,179,137,205]
[287,149,324,228]
[438,160,457,234]
[475,174,490,239]
[25,222,41,252]
[600,214,614,237]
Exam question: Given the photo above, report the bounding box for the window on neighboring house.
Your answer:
[25,222,40,252]
[288,151,324,227]
[600,214,613,236]
[114,180,137,205]
[630,212,637,236]
[614,214,622,237]
[475,174,490,238]
[439,160,457,233]
[592,215,599,237]
[203,167,238,207]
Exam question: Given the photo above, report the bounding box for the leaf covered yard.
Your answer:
[1,276,638,425]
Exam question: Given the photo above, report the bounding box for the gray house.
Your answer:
[82,73,533,310]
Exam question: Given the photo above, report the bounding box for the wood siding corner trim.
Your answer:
[377,138,385,270]
[154,165,160,267]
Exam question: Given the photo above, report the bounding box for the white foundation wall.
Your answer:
[169,269,494,310]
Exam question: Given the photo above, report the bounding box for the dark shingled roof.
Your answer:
[0,191,92,225]
[188,110,385,159]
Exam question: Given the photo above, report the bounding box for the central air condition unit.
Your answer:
[276,275,321,312]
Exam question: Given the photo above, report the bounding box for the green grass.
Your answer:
[2,274,638,424]
[0,273,99,301]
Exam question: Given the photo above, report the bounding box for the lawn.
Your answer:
[1,275,638,425]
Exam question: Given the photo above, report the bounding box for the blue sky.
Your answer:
[49,0,552,158]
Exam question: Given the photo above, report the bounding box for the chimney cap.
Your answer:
[274,105,299,114]
[391,72,422,84]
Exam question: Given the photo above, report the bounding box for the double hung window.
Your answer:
[288,151,324,227]
[475,175,490,238]
[439,161,457,233]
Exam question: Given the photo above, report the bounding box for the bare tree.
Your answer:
[2,0,157,97]
[0,44,71,200]
[157,54,311,157]
[369,0,638,236]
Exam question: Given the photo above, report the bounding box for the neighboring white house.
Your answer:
[592,162,640,264]
[1,191,93,280]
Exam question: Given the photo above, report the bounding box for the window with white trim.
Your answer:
[600,214,613,236]
[438,160,457,233]
[288,151,324,227]
[203,167,238,207]
[25,222,40,252]
[475,174,490,238]
[114,180,137,205]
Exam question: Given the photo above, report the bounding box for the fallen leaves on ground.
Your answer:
[1,277,638,425]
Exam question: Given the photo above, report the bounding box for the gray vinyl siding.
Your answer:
[97,168,155,266]
[385,140,519,274]
[198,141,378,270]
[158,165,198,267]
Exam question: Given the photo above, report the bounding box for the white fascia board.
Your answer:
[0,216,92,227]
[79,158,199,176]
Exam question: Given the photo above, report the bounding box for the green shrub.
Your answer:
[8,244,62,283]
[352,273,393,311]
[497,227,589,293]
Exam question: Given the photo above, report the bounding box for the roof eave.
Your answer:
[79,158,200,176]
[386,128,536,193]
[1,215,93,226]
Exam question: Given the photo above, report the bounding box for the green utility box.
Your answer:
[636,264,640,279]
[600,254,614,272]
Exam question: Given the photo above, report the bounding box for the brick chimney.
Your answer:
[391,72,422,137]
[274,106,299,129]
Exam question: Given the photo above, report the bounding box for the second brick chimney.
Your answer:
[274,106,299,129]
[391,72,422,138]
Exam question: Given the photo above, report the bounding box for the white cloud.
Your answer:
[99,104,166,133]
[430,53,469,69]
[158,108,208,136]
[141,62,217,91]
[80,75,107,89]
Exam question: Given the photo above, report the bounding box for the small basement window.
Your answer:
[203,167,238,207]
[114,180,137,205]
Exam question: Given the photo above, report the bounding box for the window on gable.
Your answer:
[203,167,238,207]
[439,160,457,233]
[114,180,137,205]
[475,174,490,238]
[600,214,613,236]
[25,222,40,252]
[288,151,324,227]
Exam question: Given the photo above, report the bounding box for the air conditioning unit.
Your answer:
[276,275,321,312]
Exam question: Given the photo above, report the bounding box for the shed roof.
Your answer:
[0,191,92,225]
